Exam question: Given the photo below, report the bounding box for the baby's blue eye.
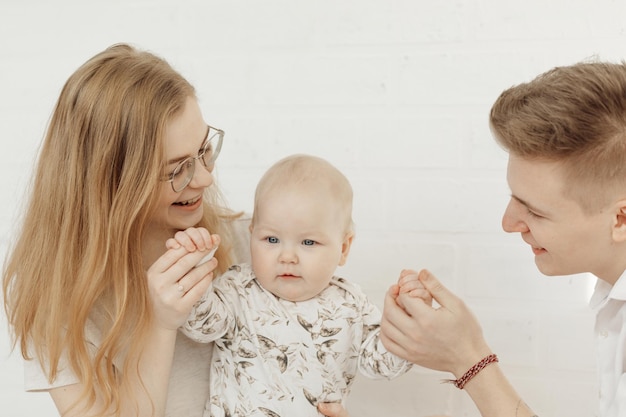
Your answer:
[267,236,279,244]
[302,239,316,246]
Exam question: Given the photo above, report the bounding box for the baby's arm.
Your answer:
[396,269,433,309]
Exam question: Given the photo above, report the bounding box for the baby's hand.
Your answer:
[396,269,433,309]
[166,227,220,259]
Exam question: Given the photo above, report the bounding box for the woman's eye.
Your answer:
[169,159,192,179]
[302,239,316,246]
[267,236,279,244]
[171,168,185,179]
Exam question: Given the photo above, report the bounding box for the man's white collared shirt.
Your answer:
[590,272,626,417]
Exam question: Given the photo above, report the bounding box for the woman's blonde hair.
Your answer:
[2,43,239,415]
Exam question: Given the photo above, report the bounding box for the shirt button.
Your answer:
[599,330,609,338]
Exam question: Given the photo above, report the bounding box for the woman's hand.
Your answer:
[381,269,492,378]
[147,228,220,330]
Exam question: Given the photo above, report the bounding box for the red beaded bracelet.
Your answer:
[444,353,499,389]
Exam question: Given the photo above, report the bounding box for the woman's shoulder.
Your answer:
[227,213,251,265]
[24,318,102,391]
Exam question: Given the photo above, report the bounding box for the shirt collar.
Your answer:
[590,270,626,309]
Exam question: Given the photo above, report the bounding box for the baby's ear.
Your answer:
[338,232,355,266]
[611,202,626,243]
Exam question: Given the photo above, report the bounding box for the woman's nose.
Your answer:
[188,160,214,190]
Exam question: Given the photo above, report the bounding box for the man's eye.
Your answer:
[267,237,279,244]
[526,208,542,219]
[302,239,316,246]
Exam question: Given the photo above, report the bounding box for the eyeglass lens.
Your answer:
[170,128,223,192]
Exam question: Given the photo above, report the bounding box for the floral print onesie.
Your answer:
[181,263,412,417]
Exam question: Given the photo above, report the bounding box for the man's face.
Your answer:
[501,154,619,283]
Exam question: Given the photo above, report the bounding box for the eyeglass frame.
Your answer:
[163,125,224,192]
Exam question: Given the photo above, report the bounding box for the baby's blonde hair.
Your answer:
[251,154,354,233]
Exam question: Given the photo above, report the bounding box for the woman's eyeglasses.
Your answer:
[164,125,224,192]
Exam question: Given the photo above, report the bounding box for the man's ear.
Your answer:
[612,202,626,243]
[338,231,355,266]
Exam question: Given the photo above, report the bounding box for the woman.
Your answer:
[2,43,346,417]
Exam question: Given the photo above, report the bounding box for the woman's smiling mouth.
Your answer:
[173,195,201,207]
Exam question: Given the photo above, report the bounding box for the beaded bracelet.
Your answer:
[444,353,499,389]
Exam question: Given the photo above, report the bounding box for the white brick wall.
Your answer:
[1,1,624,416]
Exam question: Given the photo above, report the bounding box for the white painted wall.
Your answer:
[2,1,624,416]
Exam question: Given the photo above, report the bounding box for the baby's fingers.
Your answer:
[210,234,221,250]
[166,237,180,250]
[398,278,423,293]
[409,288,433,305]
[399,268,420,279]
[185,227,212,250]
[172,227,212,252]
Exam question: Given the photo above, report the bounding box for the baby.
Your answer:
[170,154,428,417]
